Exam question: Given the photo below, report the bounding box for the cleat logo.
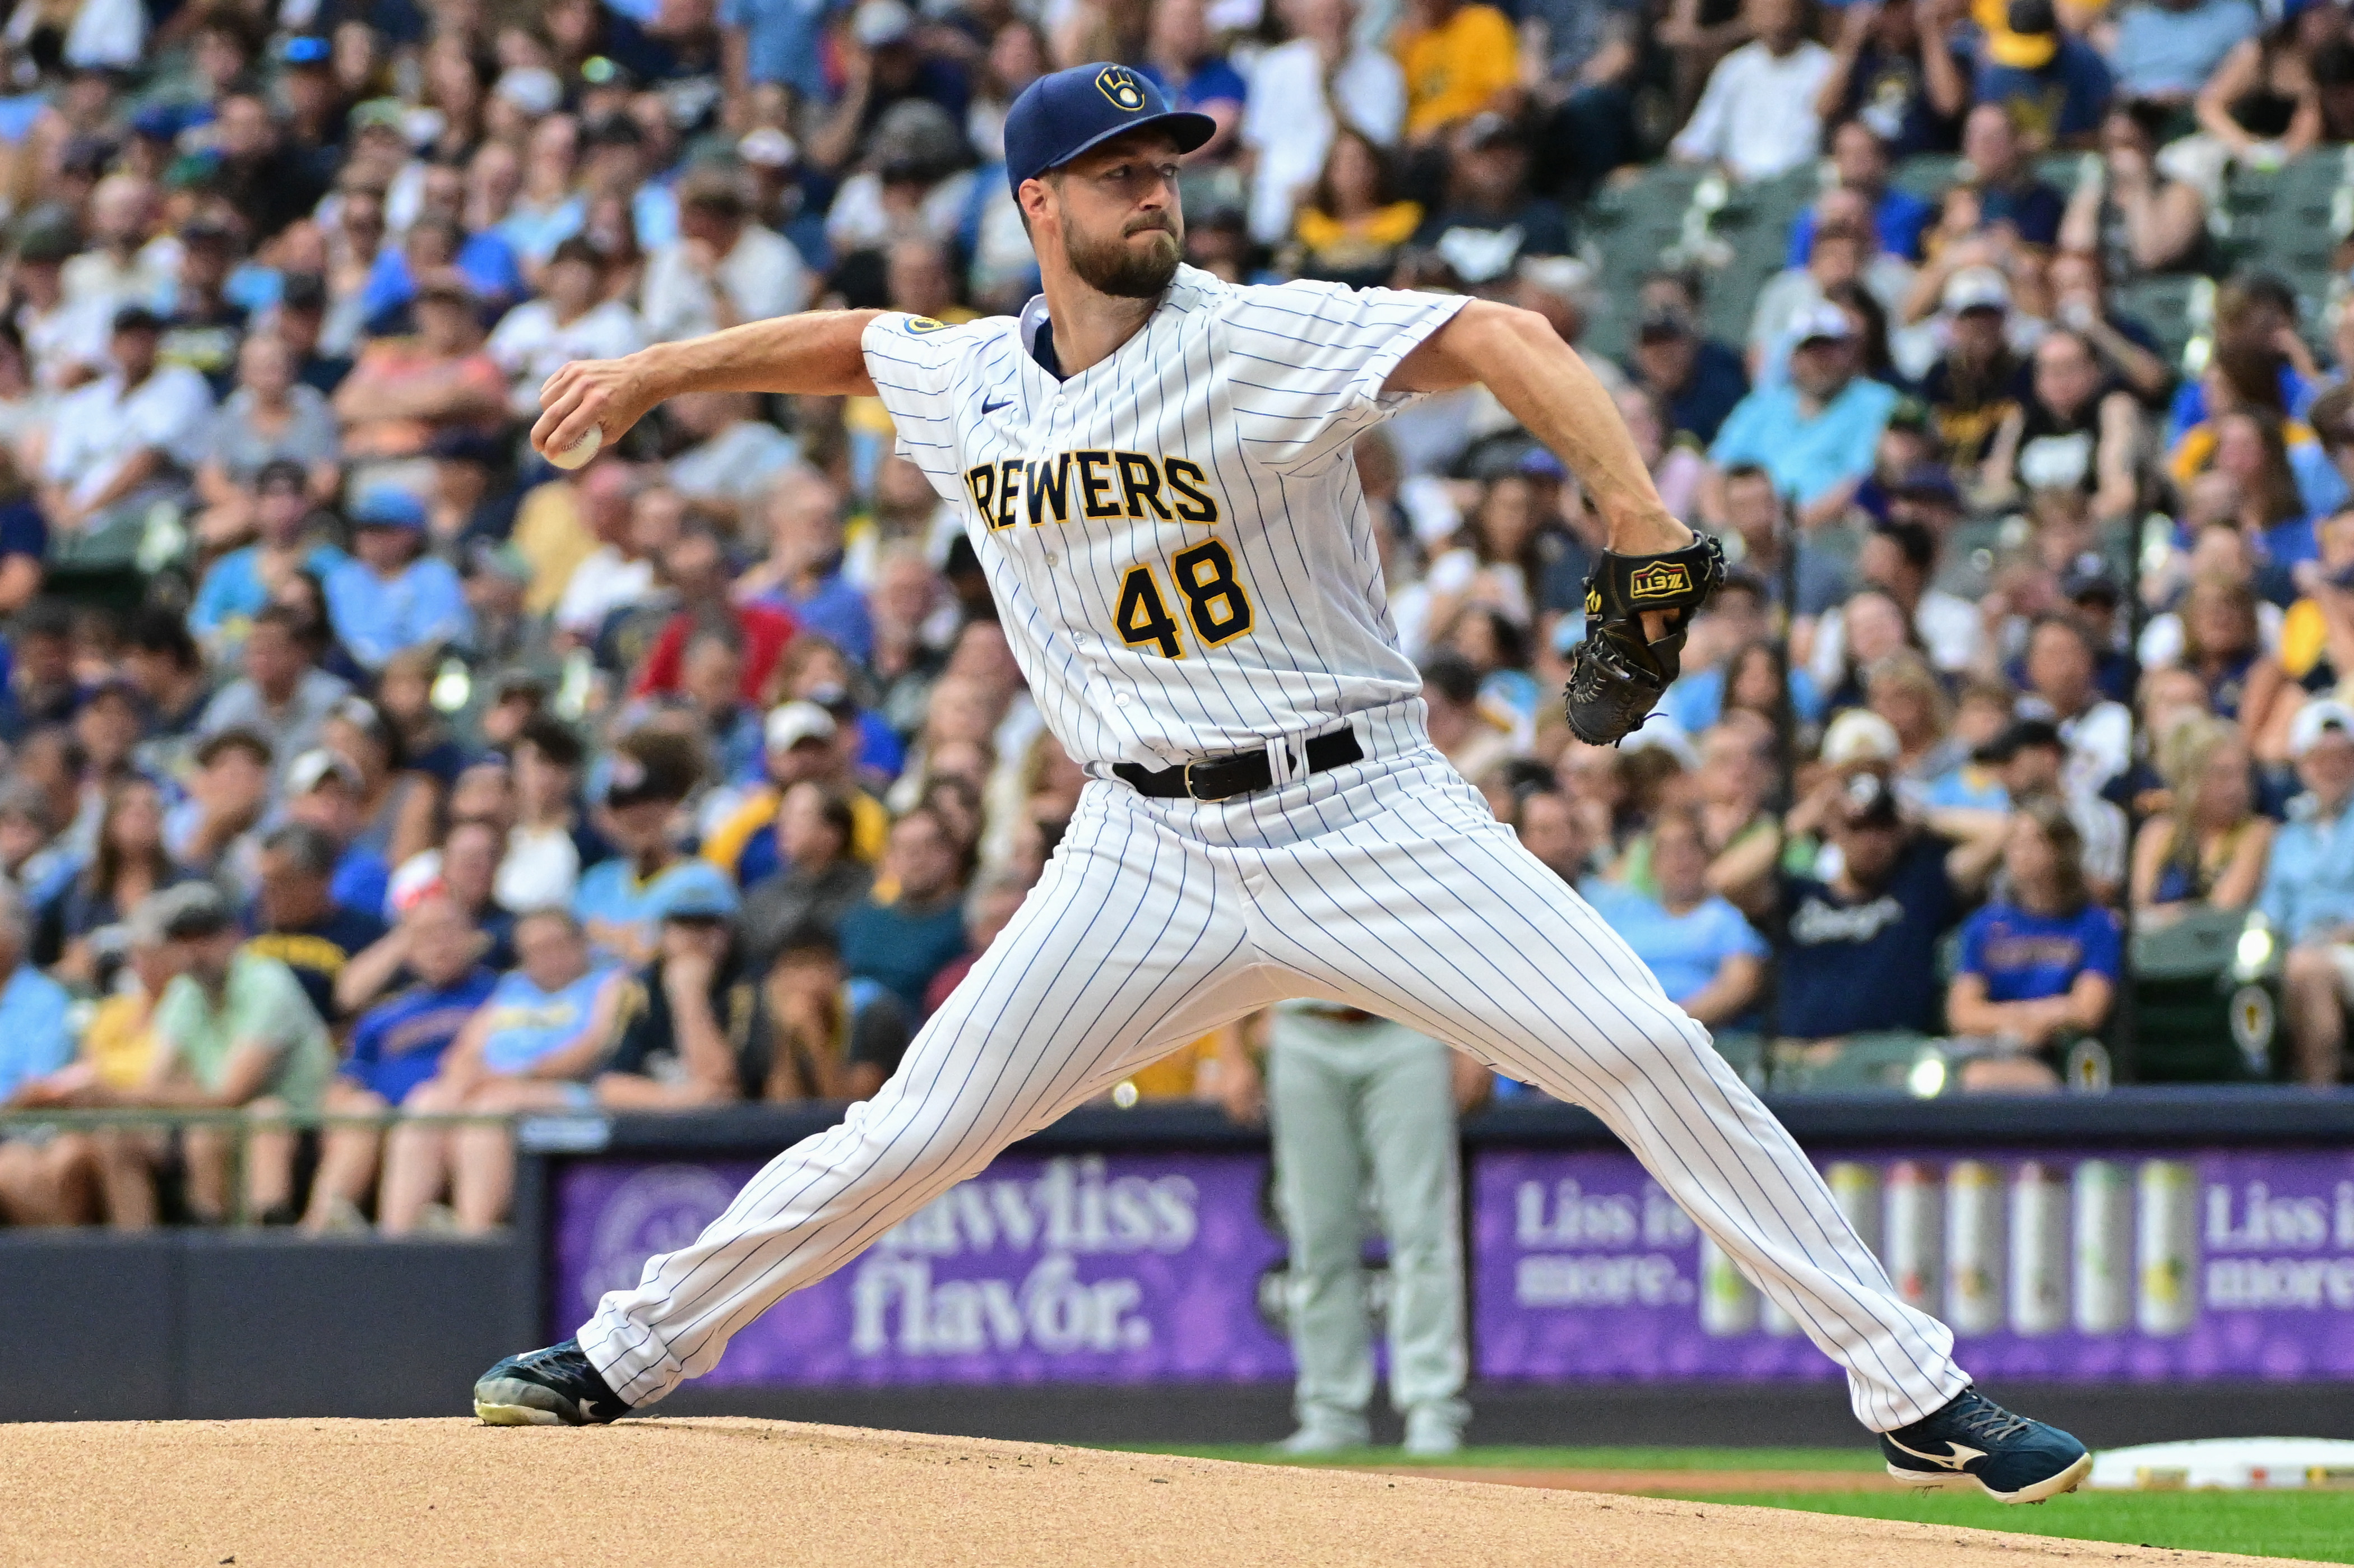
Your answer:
[1887,1437,1984,1471]
[1629,562,1692,600]
[1096,67,1147,111]
[576,1397,601,1418]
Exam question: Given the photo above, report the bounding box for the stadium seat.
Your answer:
[2126,909,2281,1083]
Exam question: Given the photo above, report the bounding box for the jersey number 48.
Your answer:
[1114,540,1254,658]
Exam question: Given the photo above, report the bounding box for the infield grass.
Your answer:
[1105,1445,2354,1562]
[1694,1488,2354,1565]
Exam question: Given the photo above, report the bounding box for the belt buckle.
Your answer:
[1182,760,1218,801]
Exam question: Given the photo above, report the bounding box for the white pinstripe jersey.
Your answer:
[861,266,1468,768]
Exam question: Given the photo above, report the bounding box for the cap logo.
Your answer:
[1096,66,1147,112]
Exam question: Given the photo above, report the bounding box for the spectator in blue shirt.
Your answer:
[1139,0,1248,159]
[302,892,497,1232]
[743,467,875,664]
[0,882,92,1224]
[323,488,472,672]
[1947,797,2122,1091]
[190,460,345,658]
[1626,273,1750,446]
[0,461,44,616]
[1971,0,2113,149]
[719,0,845,106]
[1604,806,1768,1029]
[2111,0,2259,107]
[839,804,970,1018]
[1787,121,1934,265]
[1953,103,2068,245]
[1709,304,1900,526]
[2268,699,2354,1085]
[378,906,628,1234]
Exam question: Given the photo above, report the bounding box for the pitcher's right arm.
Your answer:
[530,309,884,461]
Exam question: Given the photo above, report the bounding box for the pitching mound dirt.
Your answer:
[0,1417,2321,1567]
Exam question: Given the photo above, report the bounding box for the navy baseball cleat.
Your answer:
[1880,1386,2091,1504]
[473,1339,628,1426]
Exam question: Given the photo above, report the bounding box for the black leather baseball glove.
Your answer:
[1561,531,1726,746]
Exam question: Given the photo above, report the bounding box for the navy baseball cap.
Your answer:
[1002,63,1216,200]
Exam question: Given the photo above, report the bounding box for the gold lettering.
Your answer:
[1164,457,1218,525]
[1074,450,1122,519]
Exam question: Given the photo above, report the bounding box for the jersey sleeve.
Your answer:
[1216,280,1470,474]
[860,312,997,501]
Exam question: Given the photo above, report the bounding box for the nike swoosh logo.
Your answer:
[1887,1436,1985,1470]
[981,398,1013,414]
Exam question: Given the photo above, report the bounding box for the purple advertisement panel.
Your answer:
[553,1152,1295,1385]
[1476,1148,2354,1383]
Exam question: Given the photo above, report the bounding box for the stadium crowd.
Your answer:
[0,0,2351,1231]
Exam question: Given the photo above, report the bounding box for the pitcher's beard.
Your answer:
[1064,218,1181,298]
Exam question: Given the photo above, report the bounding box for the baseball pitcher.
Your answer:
[474,62,2091,1504]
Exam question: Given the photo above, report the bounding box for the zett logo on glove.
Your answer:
[1628,562,1693,600]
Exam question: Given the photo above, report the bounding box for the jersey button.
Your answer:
[1042,550,1058,565]
[1113,692,1132,706]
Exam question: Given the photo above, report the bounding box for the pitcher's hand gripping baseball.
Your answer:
[1561,531,1725,746]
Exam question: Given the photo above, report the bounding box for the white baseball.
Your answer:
[546,425,603,470]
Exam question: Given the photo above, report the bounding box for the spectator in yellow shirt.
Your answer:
[1394,0,1521,145]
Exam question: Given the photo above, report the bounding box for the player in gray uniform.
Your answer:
[1258,1001,1471,1456]
[472,62,2094,1506]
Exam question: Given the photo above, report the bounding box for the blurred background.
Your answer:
[0,0,2348,1451]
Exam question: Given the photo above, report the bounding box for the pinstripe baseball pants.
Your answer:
[580,723,1970,1429]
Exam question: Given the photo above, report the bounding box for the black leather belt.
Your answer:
[1114,727,1364,801]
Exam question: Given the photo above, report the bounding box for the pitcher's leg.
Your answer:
[580,800,1275,1408]
[1254,769,1966,1431]
[1266,1019,1374,1443]
[1355,1024,1466,1431]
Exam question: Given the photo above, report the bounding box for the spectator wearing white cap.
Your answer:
[1747,194,1913,377]
[2266,698,2354,1085]
[1708,301,1900,528]
[1916,267,2030,474]
[280,755,396,929]
[704,701,888,889]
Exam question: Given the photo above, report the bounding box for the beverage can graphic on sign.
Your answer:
[553,1145,2354,1390]
[2008,1162,2069,1337]
[1828,1162,1882,1259]
[1945,1161,2006,1337]
[2138,1160,2200,1337]
[1885,1161,1943,1315]
[2073,1160,2133,1334]
[1470,1148,2354,1386]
